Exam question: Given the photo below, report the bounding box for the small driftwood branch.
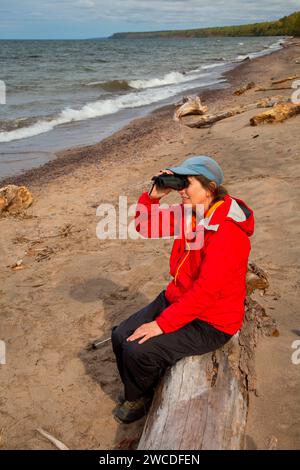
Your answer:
[186,96,284,129]
[271,75,300,85]
[255,86,291,92]
[250,102,300,126]
[174,95,208,121]
[36,428,69,450]
[267,435,278,450]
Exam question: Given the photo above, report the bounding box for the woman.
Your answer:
[111,155,254,424]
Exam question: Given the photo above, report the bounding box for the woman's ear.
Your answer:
[209,181,217,194]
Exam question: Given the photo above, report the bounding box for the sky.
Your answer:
[0,0,299,39]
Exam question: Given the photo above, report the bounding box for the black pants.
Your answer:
[111,291,232,401]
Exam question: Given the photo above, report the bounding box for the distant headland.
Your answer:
[110,11,300,39]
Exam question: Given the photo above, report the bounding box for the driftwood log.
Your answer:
[174,96,208,121]
[186,96,283,128]
[233,82,255,96]
[250,102,300,125]
[138,263,278,450]
[0,184,33,216]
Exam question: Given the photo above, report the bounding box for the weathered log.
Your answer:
[138,266,278,450]
[0,184,33,216]
[250,102,300,126]
[186,96,284,128]
[138,337,247,450]
[233,82,255,96]
[174,96,208,121]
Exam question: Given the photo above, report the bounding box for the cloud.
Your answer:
[1,0,299,38]
[76,0,95,8]
[74,0,299,24]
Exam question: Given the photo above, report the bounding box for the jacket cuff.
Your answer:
[155,316,174,334]
[139,191,160,204]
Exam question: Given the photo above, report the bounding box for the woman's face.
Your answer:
[178,176,213,210]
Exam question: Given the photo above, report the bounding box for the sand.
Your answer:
[0,38,300,450]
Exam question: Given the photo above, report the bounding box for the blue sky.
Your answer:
[0,0,299,39]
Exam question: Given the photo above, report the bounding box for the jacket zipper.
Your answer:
[173,200,224,286]
[174,241,190,286]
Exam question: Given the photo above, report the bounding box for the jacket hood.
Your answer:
[199,194,254,237]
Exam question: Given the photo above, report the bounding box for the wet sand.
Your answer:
[0,38,300,449]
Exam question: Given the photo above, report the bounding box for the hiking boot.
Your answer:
[116,390,125,405]
[116,386,156,405]
[113,394,153,424]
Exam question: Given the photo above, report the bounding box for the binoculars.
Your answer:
[151,174,189,191]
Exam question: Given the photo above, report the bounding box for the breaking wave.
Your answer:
[86,79,133,91]
[0,76,223,143]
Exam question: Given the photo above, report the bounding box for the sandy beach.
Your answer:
[0,38,300,450]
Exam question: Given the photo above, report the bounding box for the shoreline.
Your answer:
[0,38,292,189]
[0,37,300,450]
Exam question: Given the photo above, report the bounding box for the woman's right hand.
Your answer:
[149,169,174,199]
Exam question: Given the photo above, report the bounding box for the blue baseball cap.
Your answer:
[168,156,224,186]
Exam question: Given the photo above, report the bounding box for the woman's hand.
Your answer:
[126,321,163,344]
[149,169,174,199]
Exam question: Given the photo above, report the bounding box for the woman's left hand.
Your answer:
[126,321,163,344]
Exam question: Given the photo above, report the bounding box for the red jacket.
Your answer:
[135,192,254,335]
